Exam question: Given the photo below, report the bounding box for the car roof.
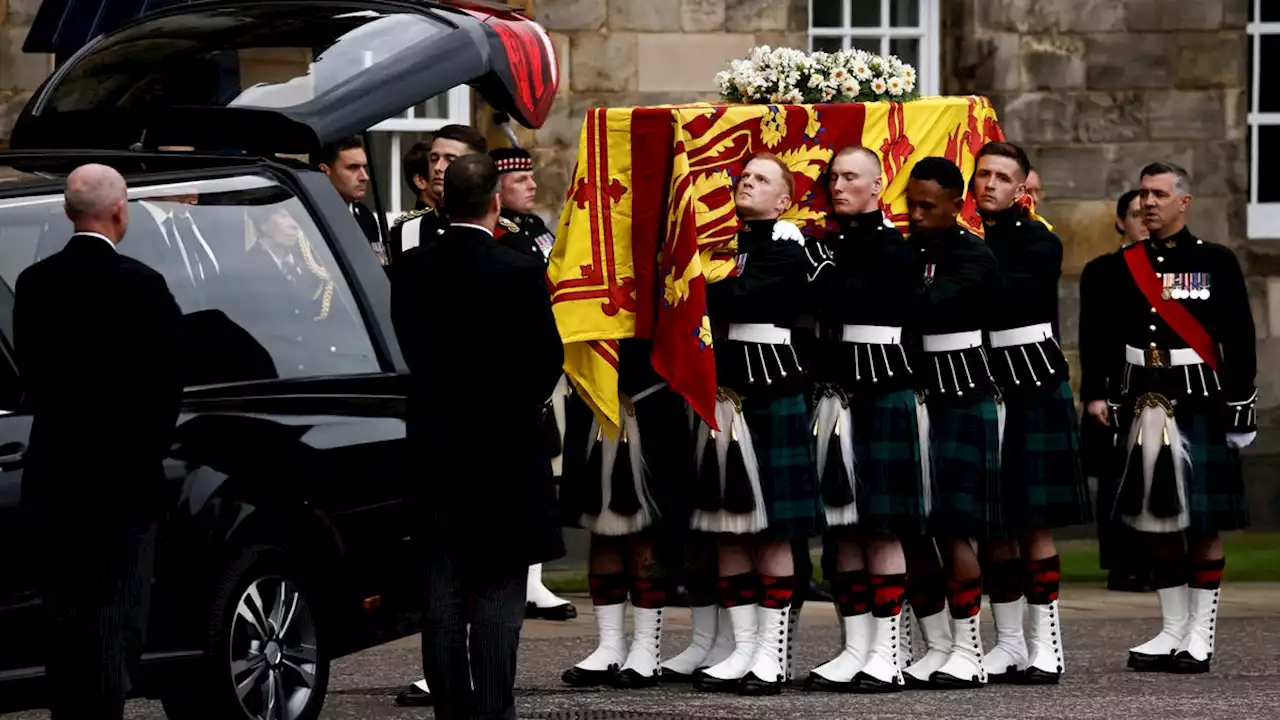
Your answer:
[0,149,301,197]
[11,0,557,156]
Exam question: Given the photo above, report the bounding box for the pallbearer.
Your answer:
[899,157,1002,690]
[690,153,824,696]
[802,146,925,693]
[559,340,694,688]
[972,142,1091,684]
[1080,162,1255,674]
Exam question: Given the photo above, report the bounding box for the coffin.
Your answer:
[547,97,1034,436]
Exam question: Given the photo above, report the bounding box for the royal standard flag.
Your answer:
[550,96,1036,437]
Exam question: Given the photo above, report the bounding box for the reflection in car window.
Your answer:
[0,174,380,386]
[39,7,446,115]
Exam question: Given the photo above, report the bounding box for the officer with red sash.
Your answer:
[1080,162,1255,674]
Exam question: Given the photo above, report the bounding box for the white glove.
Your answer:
[1227,432,1256,450]
[772,220,805,246]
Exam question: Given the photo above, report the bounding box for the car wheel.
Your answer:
[162,544,330,720]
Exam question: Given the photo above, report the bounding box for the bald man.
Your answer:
[803,146,924,693]
[14,164,183,720]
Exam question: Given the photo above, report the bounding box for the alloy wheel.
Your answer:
[229,575,320,720]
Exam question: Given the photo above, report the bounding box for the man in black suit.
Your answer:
[390,154,566,720]
[14,164,183,720]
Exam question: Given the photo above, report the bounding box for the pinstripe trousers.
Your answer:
[421,551,527,720]
[44,519,156,720]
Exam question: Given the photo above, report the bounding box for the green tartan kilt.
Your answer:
[1113,402,1249,533]
[844,388,929,536]
[926,392,1005,541]
[1000,379,1093,530]
[742,390,825,542]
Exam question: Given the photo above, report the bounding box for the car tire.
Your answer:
[161,543,330,720]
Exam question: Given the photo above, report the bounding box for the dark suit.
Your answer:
[13,233,183,720]
[390,222,565,720]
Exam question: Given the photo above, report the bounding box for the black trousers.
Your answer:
[421,551,527,720]
[44,519,156,720]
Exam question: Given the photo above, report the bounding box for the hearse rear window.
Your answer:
[0,172,380,387]
[36,5,448,116]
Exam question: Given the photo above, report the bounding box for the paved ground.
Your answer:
[6,584,1280,719]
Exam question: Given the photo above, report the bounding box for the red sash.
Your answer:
[1122,243,1220,371]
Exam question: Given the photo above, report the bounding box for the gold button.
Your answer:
[1149,325,1156,331]
[1150,342,1157,348]
[1150,307,1157,314]
[1157,256,1164,262]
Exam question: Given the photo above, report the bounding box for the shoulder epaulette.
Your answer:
[393,207,435,228]
[498,216,521,233]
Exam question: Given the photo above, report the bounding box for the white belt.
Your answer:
[1125,344,1204,368]
[728,323,792,345]
[841,324,901,345]
[922,330,983,353]
[989,322,1053,349]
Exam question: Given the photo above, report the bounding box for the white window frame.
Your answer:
[368,86,472,223]
[808,0,940,97]
[1248,2,1280,239]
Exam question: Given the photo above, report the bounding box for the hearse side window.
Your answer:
[0,174,380,387]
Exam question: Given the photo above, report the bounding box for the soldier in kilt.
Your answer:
[558,340,695,688]
[899,157,1003,690]
[971,142,1092,685]
[801,146,925,694]
[1080,162,1255,674]
[689,153,823,696]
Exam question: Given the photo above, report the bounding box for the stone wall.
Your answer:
[0,0,53,150]
[943,0,1266,411]
[528,0,803,214]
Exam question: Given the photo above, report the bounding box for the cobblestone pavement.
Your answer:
[5,585,1280,719]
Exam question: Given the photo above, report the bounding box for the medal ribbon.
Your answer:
[1123,245,1220,371]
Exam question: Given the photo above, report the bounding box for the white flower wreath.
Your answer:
[714,45,920,105]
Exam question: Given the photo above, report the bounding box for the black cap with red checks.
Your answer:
[490,147,534,174]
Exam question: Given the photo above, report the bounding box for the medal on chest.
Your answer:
[923,263,936,286]
[1162,272,1211,301]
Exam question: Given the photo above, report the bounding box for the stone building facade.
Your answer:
[1,0,1274,432]
[0,0,53,146]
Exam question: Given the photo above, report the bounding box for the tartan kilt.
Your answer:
[1000,379,1093,530]
[742,390,825,541]
[926,392,1005,541]
[840,388,929,536]
[557,388,696,534]
[1112,401,1249,533]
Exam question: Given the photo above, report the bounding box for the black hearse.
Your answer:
[0,1,557,718]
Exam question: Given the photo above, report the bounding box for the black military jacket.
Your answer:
[496,209,556,264]
[805,209,914,392]
[389,203,448,265]
[495,210,554,265]
[910,223,1000,397]
[981,204,1069,389]
[706,219,809,394]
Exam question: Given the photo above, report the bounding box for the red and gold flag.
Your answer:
[551,96,1022,436]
